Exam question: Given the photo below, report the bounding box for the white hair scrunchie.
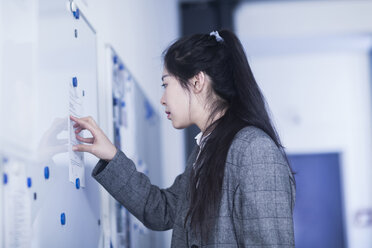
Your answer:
[210,31,224,43]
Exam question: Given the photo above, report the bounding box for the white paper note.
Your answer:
[68,78,85,187]
[2,159,32,248]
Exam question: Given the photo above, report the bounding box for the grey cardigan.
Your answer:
[92,126,296,247]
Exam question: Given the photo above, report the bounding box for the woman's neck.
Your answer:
[198,108,226,133]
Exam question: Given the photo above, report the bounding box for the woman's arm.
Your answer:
[70,115,185,231]
[92,150,184,231]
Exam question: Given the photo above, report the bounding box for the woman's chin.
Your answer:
[171,121,188,130]
[172,123,182,129]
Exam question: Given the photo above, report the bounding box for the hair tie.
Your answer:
[209,31,224,43]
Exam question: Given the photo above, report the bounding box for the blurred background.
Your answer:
[1,0,372,247]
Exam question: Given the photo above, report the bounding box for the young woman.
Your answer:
[70,30,296,247]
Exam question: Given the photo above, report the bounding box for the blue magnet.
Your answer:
[121,101,126,108]
[72,77,78,87]
[75,178,80,189]
[73,8,80,19]
[44,166,50,179]
[113,98,118,106]
[113,56,118,64]
[27,177,32,188]
[61,213,66,225]
[119,64,124,70]
[3,173,8,185]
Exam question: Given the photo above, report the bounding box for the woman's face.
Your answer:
[160,68,192,129]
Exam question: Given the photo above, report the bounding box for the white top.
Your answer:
[194,132,210,147]
[194,132,203,146]
[193,132,211,171]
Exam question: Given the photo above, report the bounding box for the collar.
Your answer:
[194,132,203,146]
[194,132,211,147]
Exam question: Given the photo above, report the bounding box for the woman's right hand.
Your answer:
[70,115,117,161]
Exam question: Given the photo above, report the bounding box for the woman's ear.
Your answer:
[191,71,207,94]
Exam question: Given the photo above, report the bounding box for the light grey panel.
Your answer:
[108,48,164,248]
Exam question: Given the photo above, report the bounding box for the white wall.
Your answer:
[236,1,372,247]
[236,0,372,40]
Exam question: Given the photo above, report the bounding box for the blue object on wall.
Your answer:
[72,77,78,87]
[73,8,80,19]
[3,173,8,185]
[61,213,66,225]
[288,153,345,248]
[113,55,118,64]
[44,166,50,179]
[27,177,32,188]
[75,178,80,189]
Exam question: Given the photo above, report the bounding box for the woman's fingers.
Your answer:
[72,144,92,153]
[79,116,98,127]
[75,127,84,134]
[70,115,97,136]
[70,115,116,160]
[70,115,79,122]
[76,134,94,144]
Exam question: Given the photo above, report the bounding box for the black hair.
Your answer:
[162,30,295,240]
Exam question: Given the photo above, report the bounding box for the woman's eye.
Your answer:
[161,83,167,89]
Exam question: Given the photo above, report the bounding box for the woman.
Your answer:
[70,30,296,247]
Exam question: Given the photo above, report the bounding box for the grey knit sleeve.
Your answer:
[92,149,185,231]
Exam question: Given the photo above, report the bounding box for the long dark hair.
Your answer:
[163,30,295,238]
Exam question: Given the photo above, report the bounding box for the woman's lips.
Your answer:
[165,111,171,119]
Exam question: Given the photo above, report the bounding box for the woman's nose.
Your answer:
[160,94,166,106]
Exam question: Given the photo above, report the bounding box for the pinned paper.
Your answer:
[2,158,32,247]
[68,77,85,187]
